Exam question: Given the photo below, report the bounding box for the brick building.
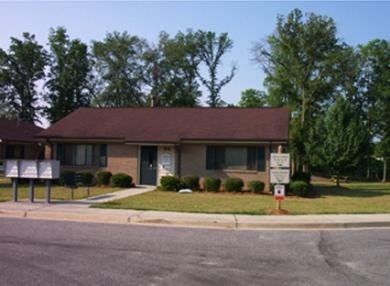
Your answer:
[37,107,289,190]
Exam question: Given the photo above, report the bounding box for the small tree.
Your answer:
[306,97,369,187]
[238,89,267,107]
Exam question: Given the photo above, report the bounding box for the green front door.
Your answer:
[140,146,158,185]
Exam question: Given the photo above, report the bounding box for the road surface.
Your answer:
[0,218,389,285]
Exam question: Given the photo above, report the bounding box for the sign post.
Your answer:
[269,146,290,214]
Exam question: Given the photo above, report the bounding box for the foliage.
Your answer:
[144,30,201,107]
[289,181,311,197]
[0,33,47,122]
[223,177,244,192]
[96,171,112,186]
[306,97,369,186]
[45,27,92,123]
[196,31,236,107]
[59,171,76,187]
[77,172,94,186]
[291,172,311,184]
[253,9,358,171]
[203,176,221,192]
[247,180,265,193]
[238,89,267,107]
[160,176,181,191]
[110,173,133,188]
[92,31,147,107]
[180,175,200,191]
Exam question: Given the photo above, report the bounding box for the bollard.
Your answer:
[12,178,18,202]
[29,179,35,203]
[45,180,51,204]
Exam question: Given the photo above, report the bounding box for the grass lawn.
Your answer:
[0,177,120,202]
[93,182,390,215]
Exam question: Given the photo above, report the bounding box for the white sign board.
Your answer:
[270,153,290,168]
[274,184,285,200]
[161,153,172,166]
[19,160,38,178]
[270,169,290,184]
[5,160,19,178]
[38,160,60,179]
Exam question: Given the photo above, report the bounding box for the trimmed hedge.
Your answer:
[223,178,244,192]
[291,172,311,184]
[204,177,221,192]
[77,172,94,186]
[96,171,112,186]
[290,180,310,197]
[180,175,200,191]
[59,171,76,187]
[110,173,133,188]
[160,176,180,191]
[248,180,265,193]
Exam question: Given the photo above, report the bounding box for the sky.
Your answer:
[0,1,389,110]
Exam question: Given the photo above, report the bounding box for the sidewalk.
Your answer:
[1,197,390,229]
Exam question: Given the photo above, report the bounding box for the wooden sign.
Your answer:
[270,169,290,184]
[274,184,285,200]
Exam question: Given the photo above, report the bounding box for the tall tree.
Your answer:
[45,27,92,123]
[306,97,369,187]
[92,31,147,107]
[238,89,267,107]
[144,31,201,107]
[196,31,236,107]
[253,9,356,171]
[359,39,390,182]
[0,33,47,122]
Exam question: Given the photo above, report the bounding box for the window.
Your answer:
[56,144,107,167]
[5,145,25,159]
[206,146,265,171]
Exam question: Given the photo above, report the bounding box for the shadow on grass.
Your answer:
[315,185,390,198]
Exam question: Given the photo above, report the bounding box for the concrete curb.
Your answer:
[1,207,390,230]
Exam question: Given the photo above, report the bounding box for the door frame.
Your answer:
[139,146,158,185]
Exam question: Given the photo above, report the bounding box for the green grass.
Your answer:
[93,182,390,215]
[0,177,120,202]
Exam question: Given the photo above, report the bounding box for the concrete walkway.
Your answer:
[1,194,390,229]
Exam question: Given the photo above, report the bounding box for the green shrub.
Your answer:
[248,180,265,193]
[180,175,200,191]
[160,176,180,191]
[290,181,311,197]
[223,177,244,192]
[110,173,133,188]
[96,171,112,186]
[204,177,221,192]
[59,171,76,187]
[77,172,94,186]
[291,172,311,184]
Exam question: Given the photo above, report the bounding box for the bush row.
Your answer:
[160,176,265,193]
[59,171,133,188]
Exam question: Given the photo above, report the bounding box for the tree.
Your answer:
[196,31,236,107]
[92,31,147,107]
[45,27,92,123]
[143,31,201,107]
[306,97,369,187]
[0,33,47,122]
[359,39,390,182]
[253,9,356,172]
[238,89,267,107]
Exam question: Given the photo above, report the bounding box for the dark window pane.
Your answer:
[225,147,247,170]
[257,146,265,171]
[247,147,257,170]
[206,146,216,170]
[215,147,225,169]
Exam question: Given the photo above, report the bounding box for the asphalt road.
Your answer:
[0,218,389,286]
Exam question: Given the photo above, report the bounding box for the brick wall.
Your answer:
[180,144,271,191]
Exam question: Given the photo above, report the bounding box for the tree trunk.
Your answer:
[383,159,387,183]
[366,158,371,179]
[336,171,340,188]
